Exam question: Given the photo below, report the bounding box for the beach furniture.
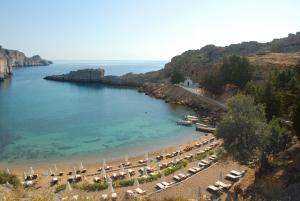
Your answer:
[101,194,108,201]
[138,159,147,164]
[93,177,101,183]
[162,181,170,187]
[111,192,117,200]
[76,170,81,174]
[97,167,102,172]
[188,168,197,174]
[67,176,75,183]
[23,180,34,187]
[58,172,64,176]
[178,173,187,179]
[104,166,112,171]
[215,181,232,190]
[51,177,59,185]
[125,190,135,199]
[135,187,146,195]
[225,173,240,181]
[74,174,82,182]
[156,183,165,190]
[201,159,211,165]
[81,169,87,173]
[230,170,245,176]
[156,155,163,160]
[166,153,172,158]
[209,155,217,161]
[128,169,135,176]
[207,185,221,194]
[67,171,72,175]
[173,175,181,182]
[193,167,202,172]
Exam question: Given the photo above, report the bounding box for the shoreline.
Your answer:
[1,130,204,173]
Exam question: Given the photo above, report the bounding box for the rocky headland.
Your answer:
[44,32,300,116]
[0,46,52,81]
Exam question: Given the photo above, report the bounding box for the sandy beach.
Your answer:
[1,132,249,200]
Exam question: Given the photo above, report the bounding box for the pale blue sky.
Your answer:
[0,0,299,60]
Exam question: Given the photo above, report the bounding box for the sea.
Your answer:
[0,60,199,168]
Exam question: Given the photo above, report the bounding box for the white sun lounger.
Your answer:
[156,183,165,189]
[230,170,245,176]
[162,181,170,187]
[101,194,108,201]
[173,175,181,182]
[135,187,146,195]
[215,181,232,190]
[111,193,117,200]
[207,185,221,193]
[188,168,197,174]
[226,173,240,181]
[178,173,187,179]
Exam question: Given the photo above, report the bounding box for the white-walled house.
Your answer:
[183,78,193,87]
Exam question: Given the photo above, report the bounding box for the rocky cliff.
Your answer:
[45,69,105,82]
[0,46,52,81]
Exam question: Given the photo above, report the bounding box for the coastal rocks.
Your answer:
[45,69,105,82]
[0,56,12,81]
[0,45,52,81]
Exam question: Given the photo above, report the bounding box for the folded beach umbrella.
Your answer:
[108,181,115,193]
[6,168,10,174]
[127,170,131,178]
[80,161,84,169]
[103,159,106,168]
[30,167,34,175]
[101,168,106,178]
[134,178,139,187]
[67,182,72,191]
[54,164,58,172]
[120,164,125,172]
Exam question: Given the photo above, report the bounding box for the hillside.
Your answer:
[0,46,52,80]
[161,32,300,82]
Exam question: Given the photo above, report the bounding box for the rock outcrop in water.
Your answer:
[45,69,105,82]
[0,46,52,81]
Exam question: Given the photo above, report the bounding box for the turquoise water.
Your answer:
[0,61,197,167]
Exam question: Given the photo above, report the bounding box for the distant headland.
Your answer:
[0,46,52,81]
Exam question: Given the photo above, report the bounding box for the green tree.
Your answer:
[265,118,289,155]
[220,55,253,88]
[292,101,300,137]
[216,94,269,163]
[170,70,185,84]
[261,81,281,121]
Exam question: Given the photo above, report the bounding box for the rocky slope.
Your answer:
[0,46,52,80]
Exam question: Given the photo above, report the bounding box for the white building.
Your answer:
[183,78,193,87]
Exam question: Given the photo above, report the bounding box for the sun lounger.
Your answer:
[226,173,240,181]
[101,194,108,201]
[58,172,64,176]
[201,159,211,165]
[93,177,101,183]
[188,168,197,174]
[230,170,245,176]
[50,177,59,185]
[173,175,181,182]
[178,173,187,179]
[207,185,221,194]
[104,166,112,170]
[125,190,135,199]
[193,167,201,172]
[156,183,165,189]
[135,187,146,195]
[215,181,232,190]
[111,193,117,200]
[162,181,170,187]
[128,169,135,175]
[23,180,34,187]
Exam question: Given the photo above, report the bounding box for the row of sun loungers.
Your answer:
[207,170,246,194]
[100,193,118,201]
[155,181,170,190]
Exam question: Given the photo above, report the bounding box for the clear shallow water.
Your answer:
[0,61,197,167]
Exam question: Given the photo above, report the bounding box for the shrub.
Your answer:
[0,171,21,189]
[163,160,187,176]
[79,182,108,191]
[55,184,66,193]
